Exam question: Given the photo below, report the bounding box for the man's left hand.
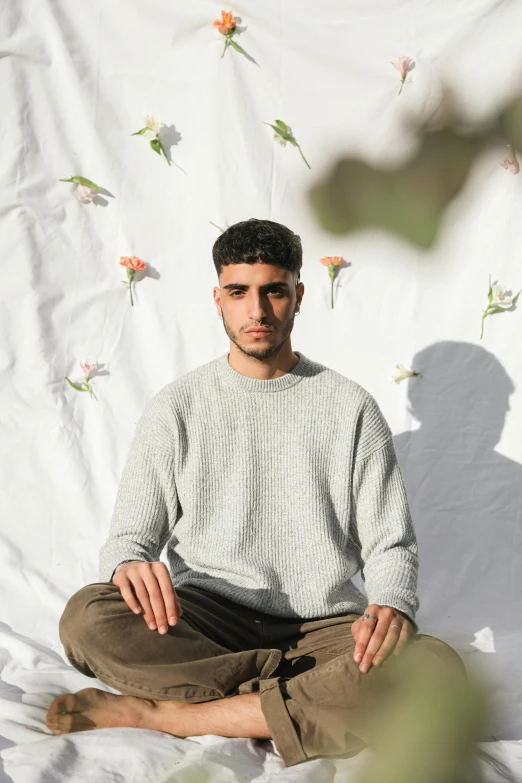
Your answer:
[351,604,413,674]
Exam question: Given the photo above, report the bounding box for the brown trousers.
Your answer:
[59,581,466,767]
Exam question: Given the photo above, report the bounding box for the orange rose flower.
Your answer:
[213,10,249,59]
[120,256,147,306]
[213,10,236,34]
[320,256,345,309]
[120,255,146,272]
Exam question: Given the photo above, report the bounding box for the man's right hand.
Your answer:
[112,560,183,634]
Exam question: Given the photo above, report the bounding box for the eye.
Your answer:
[230,290,285,297]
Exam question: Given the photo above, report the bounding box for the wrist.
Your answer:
[114,559,141,575]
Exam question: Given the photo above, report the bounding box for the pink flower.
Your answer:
[119,256,147,272]
[119,256,147,306]
[390,55,414,94]
[320,256,345,309]
[500,144,520,175]
[79,359,98,379]
[76,185,97,203]
[320,256,344,268]
[65,360,98,399]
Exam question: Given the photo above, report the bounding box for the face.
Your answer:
[214,261,303,360]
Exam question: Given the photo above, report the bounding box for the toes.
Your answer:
[48,692,82,717]
[46,692,85,733]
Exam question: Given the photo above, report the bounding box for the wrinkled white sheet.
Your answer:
[2,0,522,780]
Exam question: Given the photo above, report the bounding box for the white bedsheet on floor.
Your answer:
[2,0,522,780]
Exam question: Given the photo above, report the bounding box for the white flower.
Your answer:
[143,114,163,137]
[274,133,287,146]
[480,274,521,338]
[391,364,422,384]
[490,284,515,308]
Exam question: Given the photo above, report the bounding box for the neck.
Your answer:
[227,345,300,380]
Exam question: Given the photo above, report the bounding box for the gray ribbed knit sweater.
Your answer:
[99,350,420,632]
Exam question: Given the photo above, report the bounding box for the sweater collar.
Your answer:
[216,350,312,392]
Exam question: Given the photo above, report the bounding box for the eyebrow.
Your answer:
[222,282,290,291]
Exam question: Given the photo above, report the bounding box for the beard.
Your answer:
[221,311,297,360]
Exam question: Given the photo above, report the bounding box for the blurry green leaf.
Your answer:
[263,121,290,140]
[131,127,148,136]
[308,128,482,249]
[59,176,101,189]
[498,95,522,150]
[149,138,161,156]
[355,644,491,783]
[275,119,289,132]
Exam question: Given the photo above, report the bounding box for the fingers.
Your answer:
[358,608,395,672]
[153,562,183,627]
[371,621,402,667]
[357,608,412,673]
[119,580,143,615]
[393,620,410,657]
[129,573,158,629]
[353,605,380,667]
[141,564,179,634]
[115,561,183,634]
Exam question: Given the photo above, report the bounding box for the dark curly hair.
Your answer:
[212,218,302,285]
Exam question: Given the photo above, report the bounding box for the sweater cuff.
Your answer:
[99,543,154,583]
[365,588,419,633]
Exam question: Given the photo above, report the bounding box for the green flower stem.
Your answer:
[157,136,171,166]
[398,77,405,95]
[221,38,229,58]
[297,144,311,169]
[480,310,488,339]
[65,376,95,399]
[328,266,337,309]
[480,303,507,338]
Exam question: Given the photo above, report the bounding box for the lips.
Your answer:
[246,329,271,333]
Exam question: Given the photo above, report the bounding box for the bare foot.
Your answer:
[45,687,159,735]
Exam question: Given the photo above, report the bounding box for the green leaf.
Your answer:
[59,176,101,189]
[275,119,289,132]
[157,138,171,166]
[131,128,148,136]
[149,138,161,156]
[263,121,292,142]
[307,127,481,249]
[228,38,249,57]
[65,377,86,392]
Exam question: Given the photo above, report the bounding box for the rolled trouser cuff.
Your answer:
[259,676,307,767]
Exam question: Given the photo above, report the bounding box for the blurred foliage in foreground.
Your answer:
[161,643,492,783]
[308,84,522,248]
[356,642,491,783]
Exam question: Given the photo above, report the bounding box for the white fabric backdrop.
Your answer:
[1,0,522,780]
